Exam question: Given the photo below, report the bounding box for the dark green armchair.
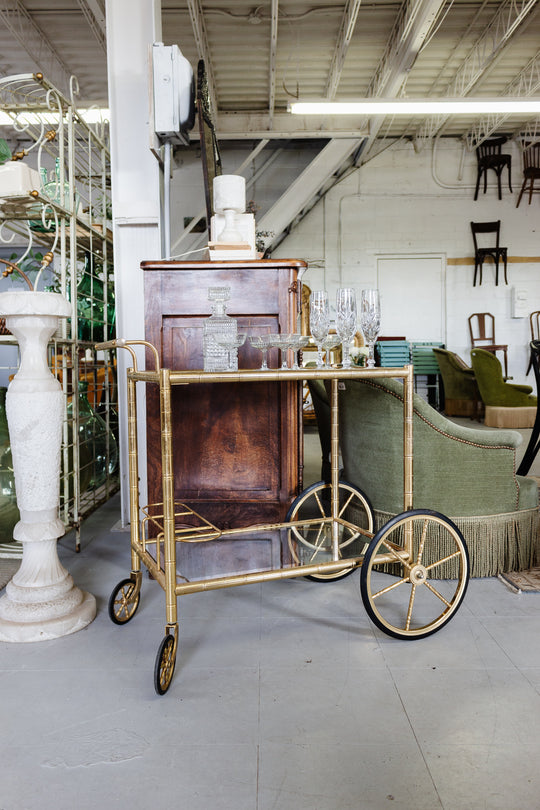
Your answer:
[470,348,537,428]
[313,377,538,577]
[433,347,481,418]
[470,348,536,407]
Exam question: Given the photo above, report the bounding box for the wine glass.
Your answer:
[309,291,330,369]
[249,334,273,370]
[360,289,381,368]
[215,332,247,370]
[336,288,357,369]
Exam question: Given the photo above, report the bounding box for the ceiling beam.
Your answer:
[0,0,73,94]
[214,112,366,139]
[76,0,107,52]
[463,48,540,147]
[258,138,364,251]
[414,0,538,147]
[367,0,446,99]
[358,0,446,160]
[268,0,278,127]
[325,0,362,99]
[186,0,218,117]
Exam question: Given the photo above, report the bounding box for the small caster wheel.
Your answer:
[108,578,140,625]
[154,632,177,696]
[286,480,373,581]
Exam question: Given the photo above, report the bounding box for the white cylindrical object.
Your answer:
[213,174,245,214]
[0,290,96,642]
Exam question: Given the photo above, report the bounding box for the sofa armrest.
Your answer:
[508,383,533,395]
[418,402,523,449]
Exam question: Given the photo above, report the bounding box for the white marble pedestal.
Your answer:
[0,290,96,642]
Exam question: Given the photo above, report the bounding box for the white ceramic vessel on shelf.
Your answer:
[0,290,96,642]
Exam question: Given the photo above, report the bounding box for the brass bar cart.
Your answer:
[98,339,470,695]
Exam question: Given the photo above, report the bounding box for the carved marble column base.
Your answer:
[0,525,97,641]
[0,588,96,642]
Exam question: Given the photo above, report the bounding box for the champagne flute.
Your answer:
[360,289,381,368]
[335,288,357,369]
[310,291,330,369]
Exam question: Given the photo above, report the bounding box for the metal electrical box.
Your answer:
[512,287,529,318]
[152,43,195,145]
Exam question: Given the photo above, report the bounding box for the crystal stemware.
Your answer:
[336,288,357,369]
[309,290,330,369]
[360,289,381,369]
[249,334,273,370]
[272,334,294,369]
[215,332,247,371]
[321,334,342,368]
[288,334,310,370]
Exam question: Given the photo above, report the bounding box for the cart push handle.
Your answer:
[95,338,160,373]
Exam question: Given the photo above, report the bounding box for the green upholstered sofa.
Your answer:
[312,376,539,577]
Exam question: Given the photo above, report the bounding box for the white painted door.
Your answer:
[376,255,445,342]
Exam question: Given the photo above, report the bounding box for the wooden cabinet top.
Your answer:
[141,259,307,271]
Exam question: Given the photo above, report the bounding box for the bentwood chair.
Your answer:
[527,311,540,375]
[470,221,508,286]
[468,312,509,379]
[474,136,512,201]
[516,141,540,208]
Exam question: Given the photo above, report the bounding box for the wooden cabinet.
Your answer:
[143,259,306,576]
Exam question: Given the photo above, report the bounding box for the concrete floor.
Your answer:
[2,428,540,809]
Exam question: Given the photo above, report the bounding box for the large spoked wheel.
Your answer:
[154,632,177,696]
[108,578,140,625]
[360,509,469,639]
[286,480,374,581]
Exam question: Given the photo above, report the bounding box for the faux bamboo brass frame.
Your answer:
[98,338,415,634]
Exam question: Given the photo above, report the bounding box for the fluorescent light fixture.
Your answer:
[289,98,540,115]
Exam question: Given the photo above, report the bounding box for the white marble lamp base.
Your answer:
[0,530,96,642]
[0,585,96,643]
[0,290,97,643]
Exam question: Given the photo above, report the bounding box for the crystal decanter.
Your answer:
[203,287,238,372]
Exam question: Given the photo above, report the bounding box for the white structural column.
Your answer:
[106,0,162,524]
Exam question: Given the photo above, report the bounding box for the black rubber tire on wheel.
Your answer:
[286,480,374,581]
[154,634,176,696]
[360,509,469,639]
[108,578,140,625]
